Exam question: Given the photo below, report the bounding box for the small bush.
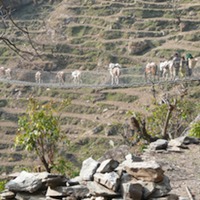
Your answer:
[0,180,7,192]
[190,121,200,138]
[104,92,138,103]
[0,100,7,107]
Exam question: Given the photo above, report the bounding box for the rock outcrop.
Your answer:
[1,135,199,200]
[1,157,171,200]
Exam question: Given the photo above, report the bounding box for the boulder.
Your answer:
[121,183,143,200]
[15,192,46,200]
[62,185,89,199]
[125,153,143,162]
[93,172,120,191]
[79,157,100,181]
[96,159,119,173]
[46,175,68,187]
[5,171,48,193]
[148,175,172,198]
[46,186,66,197]
[148,139,168,151]
[124,161,164,182]
[67,176,82,186]
[86,181,120,197]
[0,190,15,200]
[46,185,89,199]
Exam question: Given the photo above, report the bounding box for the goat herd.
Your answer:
[0,56,198,87]
[0,64,121,86]
[145,55,198,82]
[35,69,82,85]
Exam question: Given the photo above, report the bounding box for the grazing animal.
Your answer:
[159,60,171,80]
[165,59,177,80]
[188,58,198,76]
[163,53,181,80]
[5,68,12,79]
[160,59,181,80]
[145,62,158,82]
[0,67,5,77]
[108,63,121,85]
[71,70,81,85]
[56,71,65,85]
[35,71,41,84]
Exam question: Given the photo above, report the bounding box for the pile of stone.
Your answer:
[0,154,172,200]
[145,136,199,153]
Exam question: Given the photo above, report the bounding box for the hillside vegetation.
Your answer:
[0,0,200,70]
[0,80,200,175]
[0,0,200,175]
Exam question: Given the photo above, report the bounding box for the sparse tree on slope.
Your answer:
[16,98,70,173]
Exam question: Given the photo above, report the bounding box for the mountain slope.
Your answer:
[0,0,200,71]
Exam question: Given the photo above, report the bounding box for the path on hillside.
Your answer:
[0,67,200,89]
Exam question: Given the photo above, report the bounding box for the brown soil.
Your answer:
[0,82,200,200]
[144,144,200,200]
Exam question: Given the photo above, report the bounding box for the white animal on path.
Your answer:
[35,71,41,84]
[56,71,65,85]
[5,68,12,79]
[159,59,179,80]
[108,63,121,85]
[0,67,5,77]
[144,62,158,82]
[159,60,171,80]
[71,70,81,84]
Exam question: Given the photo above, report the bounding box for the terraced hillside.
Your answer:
[0,0,200,175]
[0,0,200,71]
[0,81,150,174]
[1,79,200,175]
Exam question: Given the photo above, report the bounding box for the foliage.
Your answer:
[16,98,71,173]
[104,92,138,103]
[52,157,79,177]
[146,99,198,139]
[167,0,183,23]
[0,99,7,107]
[0,180,7,192]
[190,121,200,138]
[123,97,200,146]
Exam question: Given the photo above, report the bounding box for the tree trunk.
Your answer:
[162,99,177,139]
[40,155,51,173]
[130,117,158,143]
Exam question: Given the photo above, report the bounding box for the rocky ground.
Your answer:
[142,143,200,200]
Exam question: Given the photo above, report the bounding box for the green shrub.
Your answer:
[190,121,200,138]
[104,92,138,103]
[0,180,7,192]
[0,100,7,107]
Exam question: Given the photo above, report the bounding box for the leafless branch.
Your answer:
[0,36,34,60]
[185,186,194,200]
[0,0,43,60]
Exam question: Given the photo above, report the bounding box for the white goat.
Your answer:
[0,67,5,78]
[5,68,12,79]
[56,71,65,85]
[71,70,82,85]
[35,71,41,84]
[108,63,121,85]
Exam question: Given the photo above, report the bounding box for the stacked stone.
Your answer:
[1,155,172,200]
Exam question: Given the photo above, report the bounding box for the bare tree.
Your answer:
[0,0,42,61]
[167,0,183,25]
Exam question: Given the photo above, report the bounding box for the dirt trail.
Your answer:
[143,144,200,199]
